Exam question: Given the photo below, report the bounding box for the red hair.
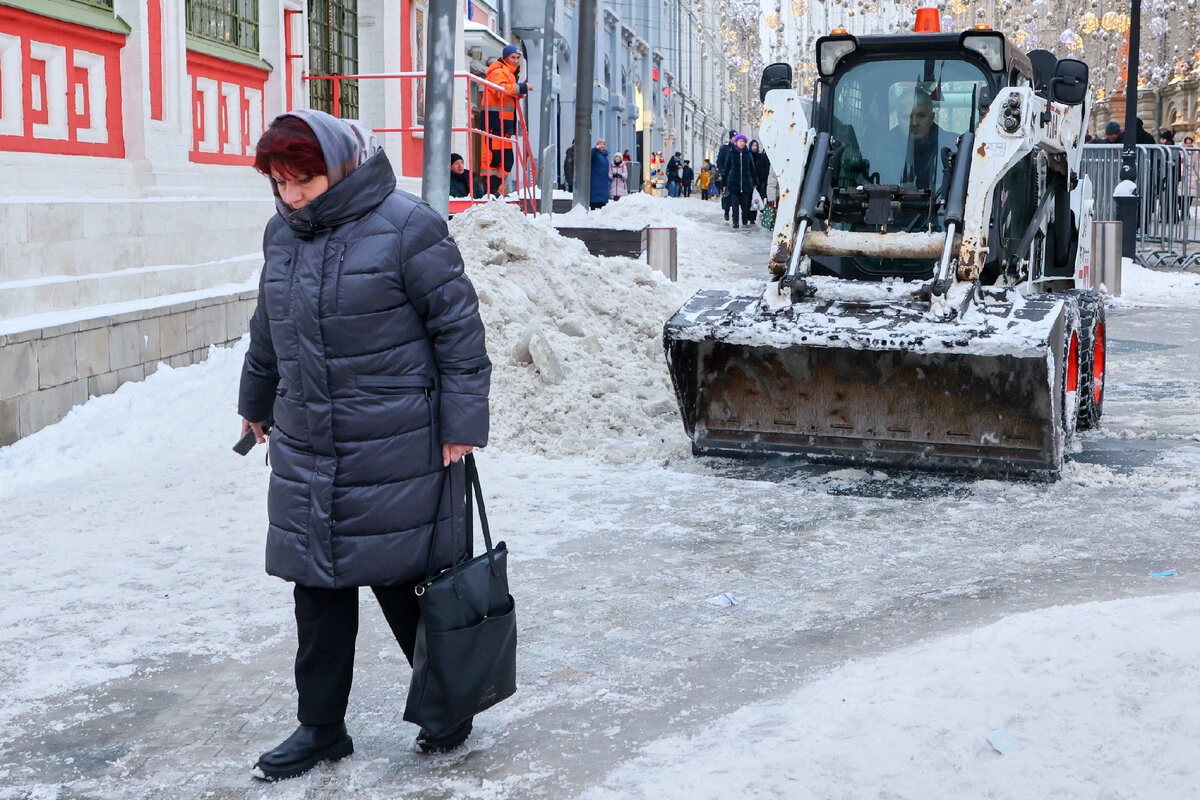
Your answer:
[253,116,328,179]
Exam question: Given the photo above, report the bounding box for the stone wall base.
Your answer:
[0,290,257,446]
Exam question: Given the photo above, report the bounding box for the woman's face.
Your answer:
[597,140,607,152]
[736,140,746,149]
[273,170,330,210]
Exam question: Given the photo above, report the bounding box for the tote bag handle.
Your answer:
[420,453,500,583]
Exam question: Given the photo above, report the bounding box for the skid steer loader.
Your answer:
[664,20,1107,478]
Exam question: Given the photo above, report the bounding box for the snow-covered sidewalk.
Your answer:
[2,196,1200,799]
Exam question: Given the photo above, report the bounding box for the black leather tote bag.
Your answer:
[404,454,517,737]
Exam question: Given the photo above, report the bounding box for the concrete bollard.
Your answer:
[1091,220,1122,297]
[647,227,677,281]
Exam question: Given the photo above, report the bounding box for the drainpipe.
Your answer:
[421,0,456,219]
[539,2,557,214]
[573,0,598,208]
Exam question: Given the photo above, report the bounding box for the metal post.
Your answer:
[539,1,557,214]
[573,0,597,209]
[1115,0,1142,259]
[421,0,456,219]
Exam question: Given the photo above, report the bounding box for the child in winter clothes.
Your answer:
[609,153,629,201]
[698,167,711,200]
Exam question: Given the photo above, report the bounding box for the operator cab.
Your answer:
[805,30,1031,281]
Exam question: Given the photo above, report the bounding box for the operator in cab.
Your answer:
[900,89,953,190]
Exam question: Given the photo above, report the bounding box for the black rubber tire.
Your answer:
[1068,289,1106,430]
[1056,294,1083,461]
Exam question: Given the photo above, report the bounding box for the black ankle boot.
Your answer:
[252,722,353,781]
[414,719,473,754]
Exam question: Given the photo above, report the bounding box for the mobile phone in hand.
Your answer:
[233,421,272,455]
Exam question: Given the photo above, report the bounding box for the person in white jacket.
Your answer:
[609,153,630,200]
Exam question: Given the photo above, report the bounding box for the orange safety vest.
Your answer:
[483,60,522,121]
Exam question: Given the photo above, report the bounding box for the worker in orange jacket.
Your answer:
[481,44,532,195]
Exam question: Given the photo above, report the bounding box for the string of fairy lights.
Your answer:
[711,0,1200,127]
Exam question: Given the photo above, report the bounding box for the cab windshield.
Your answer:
[830,58,990,191]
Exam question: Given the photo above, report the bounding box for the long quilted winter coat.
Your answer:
[239,111,491,589]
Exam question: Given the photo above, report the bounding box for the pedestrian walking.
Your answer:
[241,109,491,780]
[666,152,683,197]
[698,162,712,200]
[609,152,629,201]
[681,160,694,198]
[481,45,532,195]
[717,130,737,220]
[723,134,756,229]
[590,138,611,209]
[1185,136,1200,212]
[762,167,779,229]
[751,139,771,225]
[563,140,575,193]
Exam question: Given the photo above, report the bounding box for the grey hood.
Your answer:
[268,109,391,236]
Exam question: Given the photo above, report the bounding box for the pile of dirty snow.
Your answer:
[450,201,723,462]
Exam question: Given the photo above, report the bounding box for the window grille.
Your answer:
[186,0,260,54]
[309,0,359,118]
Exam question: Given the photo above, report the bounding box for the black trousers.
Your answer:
[729,189,751,226]
[293,583,421,726]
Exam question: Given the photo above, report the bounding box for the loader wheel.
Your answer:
[1057,297,1083,460]
[1071,290,1106,429]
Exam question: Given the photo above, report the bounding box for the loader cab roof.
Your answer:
[815,30,1034,92]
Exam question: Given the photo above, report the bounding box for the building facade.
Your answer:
[510,0,742,188]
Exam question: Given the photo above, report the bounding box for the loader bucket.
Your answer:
[664,288,1071,478]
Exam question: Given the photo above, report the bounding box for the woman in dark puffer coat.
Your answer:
[723,134,757,229]
[590,138,612,208]
[239,110,491,779]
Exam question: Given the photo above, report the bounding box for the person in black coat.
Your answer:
[563,141,575,193]
[242,110,491,777]
[746,140,770,224]
[1135,118,1155,145]
[681,160,694,197]
[724,134,757,228]
[667,152,683,197]
[449,152,478,198]
[716,129,737,220]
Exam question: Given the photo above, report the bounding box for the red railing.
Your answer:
[303,71,538,215]
[282,9,303,113]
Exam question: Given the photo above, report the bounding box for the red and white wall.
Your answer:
[0,0,302,194]
[0,4,125,158]
[0,0,300,326]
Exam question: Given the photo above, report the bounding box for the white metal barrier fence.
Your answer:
[1079,144,1200,269]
